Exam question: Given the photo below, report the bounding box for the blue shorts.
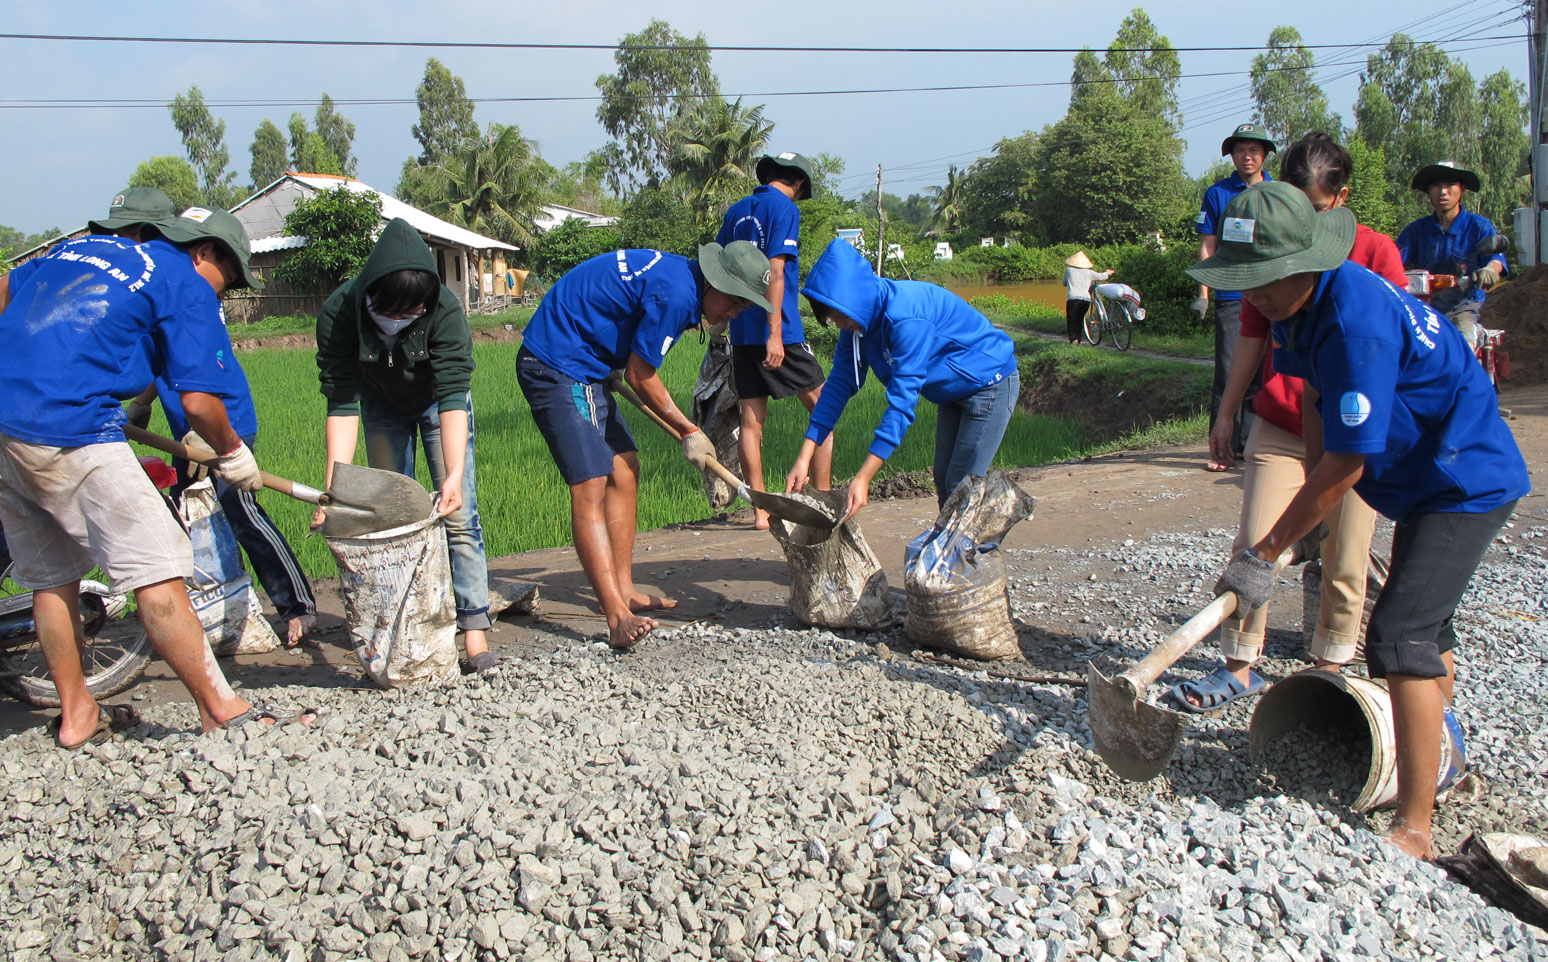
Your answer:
[517,346,636,485]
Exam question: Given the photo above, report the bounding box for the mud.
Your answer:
[1479,264,1548,385]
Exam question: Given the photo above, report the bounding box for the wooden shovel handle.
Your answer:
[123,425,326,505]
[603,374,749,493]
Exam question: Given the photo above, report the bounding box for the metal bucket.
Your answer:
[1249,668,1465,813]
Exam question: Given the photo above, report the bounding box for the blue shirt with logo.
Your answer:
[521,249,704,383]
[0,236,243,447]
[1270,261,1528,523]
[1395,209,1504,306]
[1196,171,1272,301]
[715,185,804,346]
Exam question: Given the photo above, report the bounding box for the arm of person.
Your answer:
[867,318,930,463]
[1197,235,1217,299]
[843,453,887,520]
[763,254,791,369]
[624,352,697,438]
[0,273,9,313]
[434,407,468,517]
[1209,334,1267,468]
[1301,385,1325,470]
[180,391,241,456]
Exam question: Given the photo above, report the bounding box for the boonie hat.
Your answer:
[88,187,178,235]
[1185,181,1355,292]
[755,152,815,200]
[698,241,775,313]
[1220,122,1277,157]
[1411,160,1481,193]
[158,207,265,290]
[1065,250,1093,269]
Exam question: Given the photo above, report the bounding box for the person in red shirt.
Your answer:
[1170,132,1408,711]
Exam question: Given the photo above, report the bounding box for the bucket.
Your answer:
[1248,668,1465,813]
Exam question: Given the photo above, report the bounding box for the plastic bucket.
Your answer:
[1248,668,1465,813]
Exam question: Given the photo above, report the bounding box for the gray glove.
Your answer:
[1189,296,1210,321]
[680,429,715,471]
[1214,551,1276,610]
[125,399,153,430]
[211,441,264,493]
[1293,522,1328,566]
[1472,266,1500,291]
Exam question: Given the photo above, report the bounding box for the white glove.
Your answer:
[680,429,715,470]
[212,442,263,493]
[179,431,215,482]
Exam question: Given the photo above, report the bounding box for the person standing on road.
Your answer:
[1195,122,1275,471]
[1170,133,1405,711]
[0,207,314,745]
[1062,250,1112,344]
[315,218,495,673]
[517,242,774,650]
[786,238,1020,519]
[716,152,834,529]
[1396,160,1507,350]
[1189,181,1528,860]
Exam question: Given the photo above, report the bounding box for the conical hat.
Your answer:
[1065,250,1093,269]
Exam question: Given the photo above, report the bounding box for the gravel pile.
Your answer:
[0,521,1543,961]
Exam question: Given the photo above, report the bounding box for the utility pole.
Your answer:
[875,164,885,278]
[1531,0,1547,264]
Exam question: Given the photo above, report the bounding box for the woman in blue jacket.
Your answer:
[785,239,1019,518]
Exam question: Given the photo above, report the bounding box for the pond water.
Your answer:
[945,281,1067,311]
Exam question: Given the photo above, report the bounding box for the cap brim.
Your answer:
[158,222,264,291]
[1186,208,1356,292]
[699,244,774,314]
[1411,165,1481,192]
[1220,137,1277,157]
[89,214,171,234]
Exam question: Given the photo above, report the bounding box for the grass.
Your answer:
[227,306,536,343]
[972,294,1214,359]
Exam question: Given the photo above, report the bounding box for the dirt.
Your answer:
[1479,265,1548,385]
[1017,352,1210,441]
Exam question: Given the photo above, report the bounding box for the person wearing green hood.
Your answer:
[315,218,494,671]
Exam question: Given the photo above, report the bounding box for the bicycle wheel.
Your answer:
[1083,298,1105,346]
[0,568,150,707]
[1110,302,1133,351]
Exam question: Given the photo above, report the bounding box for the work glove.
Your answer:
[125,399,154,431]
[1293,522,1329,566]
[1214,550,1276,610]
[180,431,216,483]
[1472,266,1500,291]
[1189,296,1210,321]
[680,428,715,471]
[211,441,264,493]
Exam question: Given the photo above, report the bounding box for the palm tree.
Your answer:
[927,165,966,234]
[411,123,543,248]
[668,98,774,220]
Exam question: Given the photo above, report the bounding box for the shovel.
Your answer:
[604,375,837,530]
[124,426,432,538]
[1087,552,1290,781]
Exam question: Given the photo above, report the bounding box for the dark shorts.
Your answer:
[516,347,636,485]
[731,342,826,399]
[1364,500,1516,679]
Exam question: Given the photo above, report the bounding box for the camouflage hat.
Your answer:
[698,241,775,314]
[158,207,265,290]
[1220,122,1277,157]
[87,187,178,235]
[1411,160,1481,193]
[755,152,815,200]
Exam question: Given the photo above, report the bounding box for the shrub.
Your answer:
[273,186,383,289]
[530,218,622,280]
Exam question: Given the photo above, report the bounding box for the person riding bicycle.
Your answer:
[1396,161,1506,350]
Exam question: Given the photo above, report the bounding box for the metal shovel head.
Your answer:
[747,487,838,529]
[318,462,434,538]
[1087,663,1189,782]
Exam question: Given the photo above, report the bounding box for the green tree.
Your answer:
[805,152,847,197]
[616,183,711,256]
[956,131,1039,239]
[273,186,382,288]
[412,58,480,165]
[926,165,968,234]
[314,94,358,177]
[412,123,543,248]
[250,119,289,189]
[538,154,623,215]
[666,97,773,220]
[1475,69,1530,227]
[0,224,64,255]
[595,19,720,194]
[1250,26,1340,150]
[530,218,623,280]
[1104,9,1182,128]
[128,156,202,213]
[1346,137,1397,236]
[288,112,343,175]
[169,85,239,208]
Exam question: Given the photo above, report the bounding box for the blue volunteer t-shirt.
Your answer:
[155,367,259,440]
[0,236,241,447]
[521,249,704,382]
[1196,171,1272,302]
[1395,209,1504,305]
[1270,261,1529,523]
[715,185,803,346]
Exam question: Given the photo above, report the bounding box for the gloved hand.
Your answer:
[1293,522,1329,566]
[125,399,154,430]
[211,441,264,493]
[1472,266,1500,291]
[680,428,715,471]
[1189,296,1210,321]
[1214,550,1276,610]
[180,431,217,483]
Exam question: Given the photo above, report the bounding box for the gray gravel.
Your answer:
[0,520,1544,961]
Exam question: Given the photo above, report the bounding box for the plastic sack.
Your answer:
[689,330,744,510]
[904,472,1036,661]
[326,512,458,689]
[180,481,281,656]
[1094,282,1146,321]
[769,488,897,631]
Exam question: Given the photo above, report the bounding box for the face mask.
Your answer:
[366,298,425,337]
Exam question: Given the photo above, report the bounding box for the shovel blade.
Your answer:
[318,463,434,538]
[747,488,838,529]
[1087,664,1188,781]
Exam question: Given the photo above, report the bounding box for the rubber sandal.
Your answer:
[48,703,141,750]
[460,651,502,674]
[1166,666,1265,714]
[217,704,317,730]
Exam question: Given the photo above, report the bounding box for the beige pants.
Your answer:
[1221,419,1377,665]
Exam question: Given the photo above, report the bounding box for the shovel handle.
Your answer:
[123,426,327,506]
[604,374,750,494]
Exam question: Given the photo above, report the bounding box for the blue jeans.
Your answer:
[360,393,492,631]
[933,372,1019,508]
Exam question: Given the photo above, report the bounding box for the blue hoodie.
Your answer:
[801,240,1017,461]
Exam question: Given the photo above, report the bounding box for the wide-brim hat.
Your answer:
[1185,181,1356,292]
[158,206,265,290]
[698,241,775,314]
[88,186,178,235]
[1220,121,1277,157]
[755,152,814,200]
[1411,161,1480,193]
[1065,250,1093,269]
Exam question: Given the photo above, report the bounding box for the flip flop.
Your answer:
[48,703,141,750]
[460,651,502,674]
[1166,666,1265,714]
[217,703,317,731]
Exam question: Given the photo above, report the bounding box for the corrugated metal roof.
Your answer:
[286,174,518,252]
[250,235,309,254]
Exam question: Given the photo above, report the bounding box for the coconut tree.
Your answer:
[668,98,774,221]
[411,123,543,249]
[927,165,967,234]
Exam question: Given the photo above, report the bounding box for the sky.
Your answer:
[0,0,1532,237]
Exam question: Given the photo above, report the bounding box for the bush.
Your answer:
[273,186,383,289]
[530,218,622,280]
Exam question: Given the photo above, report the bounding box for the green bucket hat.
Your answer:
[1411,160,1481,193]
[1220,121,1277,157]
[158,207,264,290]
[1185,181,1355,292]
[755,152,815,200]
[698,241,775,313]
[88,187,178,235]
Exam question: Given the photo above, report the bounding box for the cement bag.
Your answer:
[689,331,744,510]
[326,512,458,688]
[1094,282,1146,321]
[904,472,1036,661]
[179,481,280,656]
[769,488,897,630]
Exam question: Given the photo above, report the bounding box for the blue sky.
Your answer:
[0,0,1529,235]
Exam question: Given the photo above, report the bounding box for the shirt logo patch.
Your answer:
[216,349,226,370]
[181,207,215,223]
[1340,391,1372,427]
[1195,211,1208,225]
[1222,218,1256,244]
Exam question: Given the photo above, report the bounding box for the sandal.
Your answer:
[1166,666,1265,714]
[48,703,141,750]
[217,703,317,730]
[460,650,502,675]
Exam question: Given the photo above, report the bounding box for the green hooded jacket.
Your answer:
[315,218,474,416]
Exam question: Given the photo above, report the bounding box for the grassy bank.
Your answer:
[970,293,1214,359]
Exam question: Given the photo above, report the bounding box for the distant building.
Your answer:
[934,242,954,261]
[836,227,865,249]
[533,204,619,233]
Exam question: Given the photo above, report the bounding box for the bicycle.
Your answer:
[1082,285,1139,350]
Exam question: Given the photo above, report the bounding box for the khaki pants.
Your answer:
[1220,419,1377,665]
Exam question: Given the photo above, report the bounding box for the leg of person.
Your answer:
[737,396,772,529]
[1310,487,1378,666]
[795,382,834,490]
[216,435,317,646]
[1212,300,1260,462]
[1065,300,1086,343]
[416,395,494,660]
[1365,501,1516,859]
[1444,301,1482,353]
[597,395,674,614]
[935,372,1020,508]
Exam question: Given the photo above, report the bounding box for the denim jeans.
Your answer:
[933,371,1019,508]
[359,392,492,630]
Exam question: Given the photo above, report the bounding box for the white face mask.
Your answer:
[366,298,425,337]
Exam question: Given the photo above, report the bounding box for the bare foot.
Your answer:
[753,509,771,530]
[627,592,678,612]
[285,614,318,648]
[1205,459,1230,472]
[609,613,656,650]
[1382,818,1435,860]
